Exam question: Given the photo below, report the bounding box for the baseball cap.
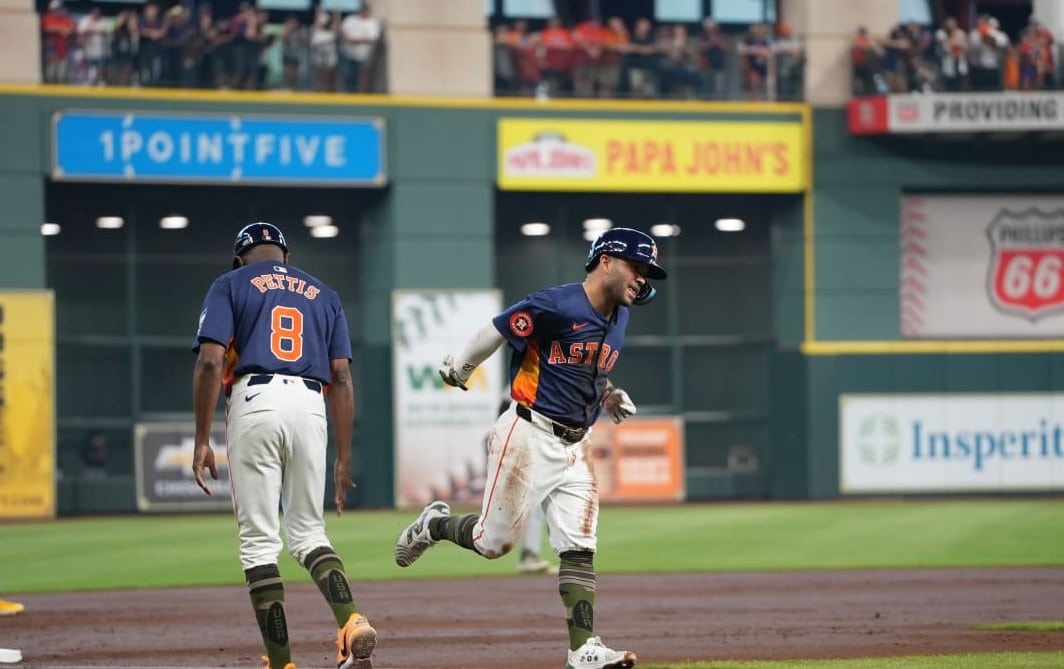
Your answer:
[232,222,288,268]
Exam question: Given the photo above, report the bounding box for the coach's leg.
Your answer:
[245,564,291,669]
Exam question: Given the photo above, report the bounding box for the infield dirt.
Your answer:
[3,567,1063,668]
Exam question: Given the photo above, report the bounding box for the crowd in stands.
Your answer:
[493,15,804,101]
[852,14,1058,95]
[39,0,382,91]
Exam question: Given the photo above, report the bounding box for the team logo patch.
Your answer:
[509,311,534,337]
[986,208,1064,321]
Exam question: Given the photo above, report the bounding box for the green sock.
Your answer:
[429,513,480,552]
[246,564,290,669]
[558,551,596,650]
[304,546,358,627]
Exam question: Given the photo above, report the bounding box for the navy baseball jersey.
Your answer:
[493,282,629,428]
[192,260,351,388]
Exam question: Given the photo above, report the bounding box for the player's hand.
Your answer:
[603,388,637,424]
[192,440,218,496]
[438,354,471,391]
[333,458,355,517]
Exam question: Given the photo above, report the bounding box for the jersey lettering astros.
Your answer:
[192,260,351,389]
[493,283,629,428]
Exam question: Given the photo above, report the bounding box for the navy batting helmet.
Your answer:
[584,227,667,280]
[232,222,288,269]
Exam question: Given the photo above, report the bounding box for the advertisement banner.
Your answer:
[392,291,504,509]
[589,416,685,502]
[498,118,806,193]
[52,110,386,185]
[900,195,1064,338]
[0,291,56,519]
[134,423,230,512]
[848,93,1064,134]
[840,393,1064,493]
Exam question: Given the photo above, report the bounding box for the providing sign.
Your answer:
[589,416,685,502]
[900,195,1064,338]
[840,393,1064,493]
[498,118,806,192]
[52,111,386,185]
[0,291,55,519]
[392,290,504,510]
[848,92,1064,134]
[134,423,230,512]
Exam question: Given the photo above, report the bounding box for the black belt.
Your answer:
[248,374,323,393]
[515,404,587,444]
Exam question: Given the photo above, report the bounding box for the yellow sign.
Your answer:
[498,118,806,192]
[0,291,56,519]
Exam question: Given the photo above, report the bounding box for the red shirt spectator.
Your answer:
[41,0,75,70]
[539,17,573,74]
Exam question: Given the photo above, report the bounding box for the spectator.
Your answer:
[79,430,109,479]
[625,17,658,98]
[227,2,261,89]
[969,15,1009,91]
[601,16,629,98]
[492,23,517,94]
[279,14,309,91]
[658,23,698,99]
[570,16,609,98]
[339,2,381,93]
[41,0,74,84]
[77,6,109,86]
[698,18,729,99]
[773,21,804,100]
[309,8,340,92]
[1026,17,1056,89]
[108,10,139,86]
[934,17,968,91]
[161,5,192,87]
[193,4,224,89]
[138,2,165,87]
[851,26,884,95]
[738,22,772,101]
[537,16,573,97]
[880,23,912,92]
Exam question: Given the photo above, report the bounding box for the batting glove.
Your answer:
[603,387,637,423]
[438,354,471,391]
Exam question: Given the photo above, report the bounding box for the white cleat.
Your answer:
[394,501,450,567]
[566,636,637,669]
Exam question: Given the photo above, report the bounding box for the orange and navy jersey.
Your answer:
[192,260,351,385]
[493,283,628,428]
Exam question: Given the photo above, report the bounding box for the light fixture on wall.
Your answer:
[520,222,550,236]
[96,216,124,229]
[304,214,333,228]
[310,224,339,238]
[715,218,745,232]
[41,222,61,236]
[650,223,681,237]
[160,215,189,229]
[582,218,612,232]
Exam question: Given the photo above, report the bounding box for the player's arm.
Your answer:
[601,379,637,424]
[327,357,355,516]
[438,321,507,390]
[191,340,225,495]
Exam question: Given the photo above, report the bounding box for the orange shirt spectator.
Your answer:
[539,17,573,74]
[571,18,608,68]
[41,0,75,83]
[602,16,629,67]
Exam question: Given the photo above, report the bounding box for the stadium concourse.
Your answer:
[3,568,1063,667]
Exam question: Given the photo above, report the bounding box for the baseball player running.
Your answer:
[191,223,377,669]
[395,227,666,669]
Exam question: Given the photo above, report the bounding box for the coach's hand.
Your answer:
[192,440,218,496]
[334,458,355,517]
[603,387,637,424]
[438,354,471,391]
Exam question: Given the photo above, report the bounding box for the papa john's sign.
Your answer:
[497,118,806,193]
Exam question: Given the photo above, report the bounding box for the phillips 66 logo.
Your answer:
[986,208,1064,320]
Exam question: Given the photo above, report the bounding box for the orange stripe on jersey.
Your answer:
[222,339,240,395]
[510,343,541,406]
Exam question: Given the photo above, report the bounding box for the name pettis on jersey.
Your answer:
[250,273,320,299]
[547,341,619,372]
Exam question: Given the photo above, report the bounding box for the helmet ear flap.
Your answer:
[633,282,656,305]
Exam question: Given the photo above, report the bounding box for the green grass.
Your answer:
[1,498,1062,593]
[973,621,1064,632]
[640,653,1064,669]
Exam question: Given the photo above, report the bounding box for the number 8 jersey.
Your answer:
[192,260,352,392]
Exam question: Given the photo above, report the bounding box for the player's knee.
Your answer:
[474,537,518,560]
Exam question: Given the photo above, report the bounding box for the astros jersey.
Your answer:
[192,260,351,388]
[493,282,629,428]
